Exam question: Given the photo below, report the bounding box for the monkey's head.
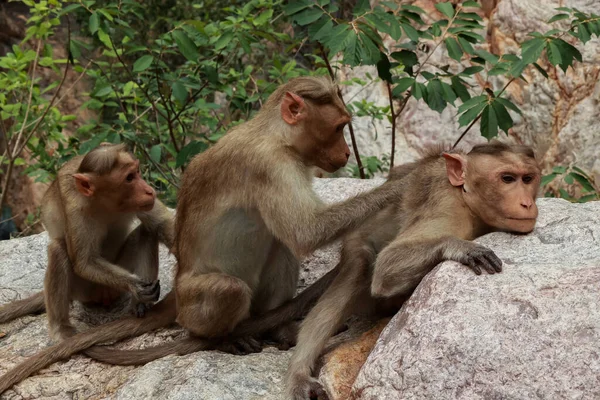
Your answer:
[276,77,352,173]
[443,142,541,234]
[73,144,156,213]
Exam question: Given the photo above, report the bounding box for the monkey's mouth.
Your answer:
[140,201,155,211]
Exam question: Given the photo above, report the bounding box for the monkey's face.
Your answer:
[465,154,540,233]
[95,154,156,213]
[292,103,352,173]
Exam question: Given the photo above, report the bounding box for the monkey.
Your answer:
[0,143,174,341]
[285,141,541,399]
[0,76,405,392]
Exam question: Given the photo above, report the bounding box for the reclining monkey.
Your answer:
[286,141,541,399]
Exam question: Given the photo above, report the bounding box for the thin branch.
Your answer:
[318,43,365,179]
[385,81,397,168]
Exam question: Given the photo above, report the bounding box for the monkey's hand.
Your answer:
[458,244,503,275]
[287,373,328,400]
[130,279,161,303]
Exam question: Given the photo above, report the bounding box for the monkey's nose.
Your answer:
[520,200,533,210]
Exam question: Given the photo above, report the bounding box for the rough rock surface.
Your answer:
[352,197,600,399]
[342,0,600,188]
[0,178,381,400]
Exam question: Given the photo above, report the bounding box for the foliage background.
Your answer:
[0,0,598,238]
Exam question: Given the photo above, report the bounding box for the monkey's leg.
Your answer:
[286,245,373,400]
[44,239,76,340]
[116,224,160,317]
[176,272,253,339]
[252,240,300,350]
[371,235,502,299]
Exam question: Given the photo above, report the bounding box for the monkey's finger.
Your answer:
[476,255,497,274]
[484,252,503,272]
[466,258,482,275]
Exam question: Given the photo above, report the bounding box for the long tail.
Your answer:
[0,291,176,394]
[0,292,45,324]
[84,265,341,365]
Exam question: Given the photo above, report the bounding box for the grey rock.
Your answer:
[352,198,600,399]
[0,178,381,400]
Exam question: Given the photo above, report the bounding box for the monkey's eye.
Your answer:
[126,173,135,182]
[522,175,534,184]
[501,175,516,183]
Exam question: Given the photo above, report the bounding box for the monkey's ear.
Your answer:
[281,92,306,125]
[73,173,95,197]
[442,153,467,186]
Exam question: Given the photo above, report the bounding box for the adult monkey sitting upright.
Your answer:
[286,141,541,399]
[0,76,405,392]
[0,144,173,340]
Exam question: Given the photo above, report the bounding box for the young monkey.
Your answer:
[0,144,174,340]
[286,141,541,399]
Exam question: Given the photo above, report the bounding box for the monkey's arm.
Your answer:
[137,199,175,249]
[70,223,158,301]
[258,178,402,256]
[370,228,502,298]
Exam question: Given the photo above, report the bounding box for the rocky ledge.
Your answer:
[1,178,598,400]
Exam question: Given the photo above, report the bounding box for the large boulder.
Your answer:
[351,197,600,399]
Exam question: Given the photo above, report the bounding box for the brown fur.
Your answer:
[0,77,404,392]
[286,141,541,399]
[0,144,174,341]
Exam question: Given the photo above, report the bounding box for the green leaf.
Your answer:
[546,40,562,67]
[94,85,113,97]
[541,173,557,186]
[150,145,162,163]
[393,77,415,96]
[552,166,567,174]
[551,38,582,72]
[284,0,312,15]
[426,79,446,113]
[451,76,471,102]
[458,36,475,54]
[435,2,455,19]
[411,81,425,100]
[420,71,436,80]
[173,30,198,62]
[308,16,333,41]
[520,38,546,64]
[571,173,596,192]
[474,49,499,65]
[132,55,153,72]
[89,12,99,35]
[461,66,484,75]
[458,101,486,126]
[401,23,420,42]
[353,0,371,15]
[532,62,549,78]
[377,54,392,82]
[576,22,591,43]
[254,9,273,25]
[391,50,418,75]
[440,81,457,104]
[445,37,463,61]
[480,104,499,139]
[494,97,522,115]
[491,100,513,134]
[325,24,351,55]
[343,32,360,66]
[559,188,573,200]
[463,1,480,7]
[458,94,487,113]
[547,13,570,23]
[172,81,188,104]
[293,7,324,26]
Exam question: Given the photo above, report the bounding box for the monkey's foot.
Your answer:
[463,245,503,275]
[133,279,161,303]
[287,374,329,400]
[50,324,77,342]
[131,301,153,318]
[215,336,263,355]
[264,322,298,351]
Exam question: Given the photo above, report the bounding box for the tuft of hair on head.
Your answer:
[264,76,348,112]
[468,139,536,159]
[78,143,129,175]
